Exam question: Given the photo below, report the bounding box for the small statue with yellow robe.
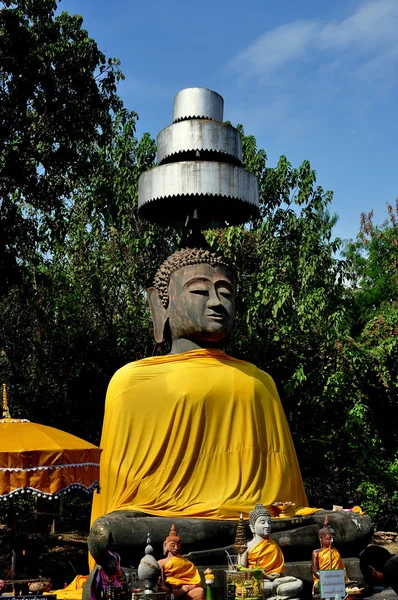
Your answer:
[158,525,205,600]
[312,514,349,593]
[240,504,303,600]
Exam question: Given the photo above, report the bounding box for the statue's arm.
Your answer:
[238,550,248,567]
[264,543,283,580]
[158,562,173,596]
[312,549,320,578]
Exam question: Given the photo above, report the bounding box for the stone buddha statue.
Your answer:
[312,515,349,593]
[88,246,310,568]
[158,525,204,600]
[240,504,303,600]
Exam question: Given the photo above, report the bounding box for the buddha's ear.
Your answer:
[147,287,168,344]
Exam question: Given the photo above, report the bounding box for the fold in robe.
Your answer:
[163,556,201,585]
[314,547,349,583]
[247,537,285,572]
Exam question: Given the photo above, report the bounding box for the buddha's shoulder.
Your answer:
[223,354,278,389]
[107,353,278,393]
[108,356,163,383]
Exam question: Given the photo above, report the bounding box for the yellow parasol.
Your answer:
[0,384,101,500]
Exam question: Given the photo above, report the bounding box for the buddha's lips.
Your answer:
[207,313,227,320]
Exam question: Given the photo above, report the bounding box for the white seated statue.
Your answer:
[239,504,303,600]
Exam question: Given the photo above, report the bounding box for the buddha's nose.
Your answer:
[208,287,222,307]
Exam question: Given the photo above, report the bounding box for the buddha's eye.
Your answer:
[189,288,209,296]
[219,289,232,298]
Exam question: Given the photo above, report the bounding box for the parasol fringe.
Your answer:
[0,462,100,472]
[0,480,101,500]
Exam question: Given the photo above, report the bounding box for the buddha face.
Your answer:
[167,263,235,343]
[102,555,118,576]
[165,538,182,556]
[253,515,271,538]
[320,532,334,548]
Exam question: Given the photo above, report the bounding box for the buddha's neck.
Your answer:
[169,338,221,355]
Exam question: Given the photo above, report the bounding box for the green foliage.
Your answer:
[0,105,168,441]
[344,200,398,323]
[0,0,124,294]
[332,205,398,528]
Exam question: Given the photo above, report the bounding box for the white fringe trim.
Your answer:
[0,462,100,472]
[0,481,100,500]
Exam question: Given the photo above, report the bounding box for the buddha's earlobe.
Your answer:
[147,287,168,344]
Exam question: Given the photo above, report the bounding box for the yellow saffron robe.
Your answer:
[163,556,201,586]
[91,349,308,524]
[43,576,88,600]
[313,547,349,584]
[248,538,285,572]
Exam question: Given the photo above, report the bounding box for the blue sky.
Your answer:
[60,0,397,242]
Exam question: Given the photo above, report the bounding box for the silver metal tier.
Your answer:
[173,88,224,123]
[138,161,259,228]
[157,119,242,165]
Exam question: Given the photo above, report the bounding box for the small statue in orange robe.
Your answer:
[240,504,303,600]
[312,514,349,593]
[158,525,205,600]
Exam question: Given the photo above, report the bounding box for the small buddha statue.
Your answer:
[241,504,303,600]
[88,550,129,600]
[312,515,349,593]
[158,525,204,600]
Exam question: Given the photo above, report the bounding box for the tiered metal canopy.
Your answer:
[138,87,259,229]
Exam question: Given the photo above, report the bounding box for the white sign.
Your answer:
[319,569,346,599]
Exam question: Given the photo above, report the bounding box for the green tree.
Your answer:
[0,107,163,441]
[334,202,398,528]
[0,0,123,295]
[344,200,398,322]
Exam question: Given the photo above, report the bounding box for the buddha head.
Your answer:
[163,524,182,557]
[318,514,335,548]
[101,550,121,577]
[249,504,272,539]
[148,247,236,347]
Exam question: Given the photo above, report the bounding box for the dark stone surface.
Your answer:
[272,512,374,561]
[88,511,373,567]
[88,512,237,566]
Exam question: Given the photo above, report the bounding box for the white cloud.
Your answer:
[231,20,318,78]
[318,0,398,50]
[228,0,398,80]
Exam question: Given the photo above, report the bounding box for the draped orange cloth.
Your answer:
[247,538,285,572]
[313,547,349,584]
[91,349,309,530]
[163,556,201,586]
[44,575,88,600]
